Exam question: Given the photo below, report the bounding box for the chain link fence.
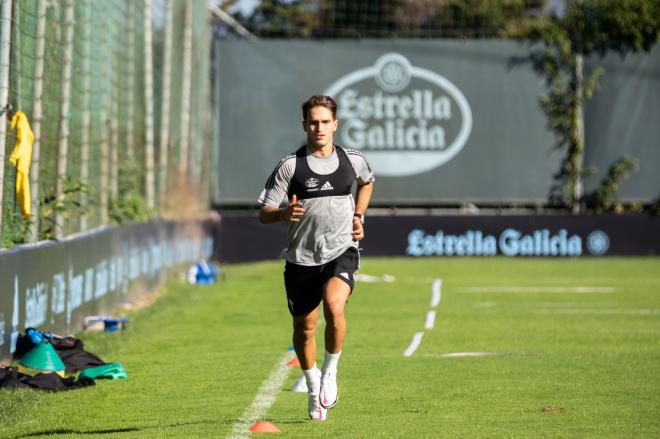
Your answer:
[231,0,549,39]
[0,0,212,248]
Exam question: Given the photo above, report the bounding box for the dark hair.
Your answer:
[302,95,337,121]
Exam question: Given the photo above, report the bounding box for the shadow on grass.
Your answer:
[19,420,215,437]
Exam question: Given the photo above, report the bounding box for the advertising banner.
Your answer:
[583,46,660,201]
[214,40,659,206]
[215,40,560,205]
[215,214,660,263]
[0,220,216,362]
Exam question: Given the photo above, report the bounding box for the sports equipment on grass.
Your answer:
[290,374,308,392]
[18,341,65,377]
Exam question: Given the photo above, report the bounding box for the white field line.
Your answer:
[441,352,497,358]
[474,302,497,308]
[404,332,425,357]
[227,351,296,439]
[404,277,442,357]
[538,308,660,315]
[424,310,436,330]
[430,278,442,307]
[463,286,616,294]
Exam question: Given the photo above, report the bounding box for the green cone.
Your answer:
[19,341,65,373]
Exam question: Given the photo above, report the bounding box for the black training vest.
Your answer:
[287,145,354,200]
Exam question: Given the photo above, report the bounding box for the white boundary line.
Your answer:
[430,279,442,307]
[463,286,616,293]
[441,352,496,358]
[403,332,424,357]
[227,351,296,439]
[538,308,660,315]
[424,310,436,330]
[403,277,443,357]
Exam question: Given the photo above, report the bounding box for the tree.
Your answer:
[244,0,323,37]
[240,0,544,38]
[394,0,546,38]
[513,0,659,211]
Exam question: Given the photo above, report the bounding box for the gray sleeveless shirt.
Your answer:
[258,146,374,266]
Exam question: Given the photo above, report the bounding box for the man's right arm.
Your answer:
[259,194,304,224]
[259,205,283,224]
[258,155,297,224]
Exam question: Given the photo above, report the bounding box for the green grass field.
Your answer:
[2,257,660,438]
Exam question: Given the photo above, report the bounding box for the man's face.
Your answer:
[303,106,338,149]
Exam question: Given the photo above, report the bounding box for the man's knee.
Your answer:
[293,325,315,341]
[324,300,345,322]
[293,314,317,339]
[324,278,350,317]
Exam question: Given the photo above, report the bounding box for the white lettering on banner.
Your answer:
[499,228,581,256]
[51,274,66,318]
[2,229,212,346]
[340,90,452,121]
[10,277,19,351]
[407,229,497,256]
[0,313,4,347]
[84,268,94,302]
[68,268,84,325]
[141,247,150,275]
[407,228,587,257]
[25,282,48,328]
[324,53,472,176]
[116,255,128,294]
[109,258,117,292]
[343,118,446,150]
[95,260,108,298]
[129,248,140,280]
[163,240,173,267]
[151,242,162,273]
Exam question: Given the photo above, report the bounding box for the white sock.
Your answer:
[321,350,341,375]
[303,365,320,389]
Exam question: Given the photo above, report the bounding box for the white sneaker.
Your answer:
[320,371,338,409]
[308,380,328,421]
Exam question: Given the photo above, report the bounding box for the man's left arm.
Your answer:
[352,182,373,241]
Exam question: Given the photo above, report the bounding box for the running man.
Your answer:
[258,95,374,421]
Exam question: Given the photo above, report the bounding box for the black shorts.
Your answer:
[284,247,360,317]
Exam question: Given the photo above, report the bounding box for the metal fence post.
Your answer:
[179,1,192,174]
[54,0,75,240]
[0,0,15,239]
[159,0,173,208]
[144,0,155,209]
[29,0,48,242]
[79,0,92,232]
[126,0,135,162]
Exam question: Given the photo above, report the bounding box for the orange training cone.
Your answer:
[250,421,282,433]
[286,357,300,367]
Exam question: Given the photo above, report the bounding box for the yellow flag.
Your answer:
[9,111,34,217]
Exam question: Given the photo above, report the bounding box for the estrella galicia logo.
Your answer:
[324,53,472,177]
[586,230,609,255]
[305,178,319,188]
